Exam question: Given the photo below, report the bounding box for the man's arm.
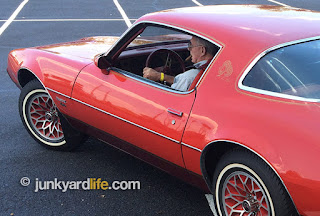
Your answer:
[143,67,175,85]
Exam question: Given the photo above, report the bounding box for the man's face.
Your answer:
[189,37,203,63]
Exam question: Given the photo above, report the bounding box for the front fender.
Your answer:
[8,48,92,114]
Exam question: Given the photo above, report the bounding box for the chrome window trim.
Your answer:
[238,36,320,102]
[103,20,222,94]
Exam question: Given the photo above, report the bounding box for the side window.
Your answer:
[115,25,192,79]
[112,24,220,92]
[242,39,320,100]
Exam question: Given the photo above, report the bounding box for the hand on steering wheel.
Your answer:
[145,48,185,75]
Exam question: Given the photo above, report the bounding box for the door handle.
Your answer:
[167,108,183,117]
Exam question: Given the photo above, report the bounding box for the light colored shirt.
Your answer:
[171,60,207,91]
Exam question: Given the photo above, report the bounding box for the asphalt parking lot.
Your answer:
[1,0,320,215]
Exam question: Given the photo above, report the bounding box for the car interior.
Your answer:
[108,24,217,91]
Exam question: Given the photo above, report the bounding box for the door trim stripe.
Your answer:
[71,97,180,144]
[48,87,204,152]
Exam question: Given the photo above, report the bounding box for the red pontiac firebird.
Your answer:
[6,4,320,215]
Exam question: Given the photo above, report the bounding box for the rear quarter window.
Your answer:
[242,39,320,100]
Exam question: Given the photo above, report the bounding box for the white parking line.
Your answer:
[268,0,291,7]
[0,0,29,36]
[0,19,137,22]
[113,0,132,28]
[192,0,204,6]
[205,194,218,216]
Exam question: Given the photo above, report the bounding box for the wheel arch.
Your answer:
[200,140,299,214]
[18,79,87,151]
[200,140,237,192]
[17,68,44,88]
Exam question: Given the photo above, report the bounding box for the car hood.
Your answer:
[35,36,120,60]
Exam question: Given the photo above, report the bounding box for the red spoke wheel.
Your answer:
[212,150,298,216]
[19,80,87,151]
[27,91,64,142]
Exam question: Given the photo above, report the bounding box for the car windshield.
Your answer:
[127,26,192,48]
[242,39,320,100]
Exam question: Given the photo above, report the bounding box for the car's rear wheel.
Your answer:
[212,150,297,216]
[19,80,86,151]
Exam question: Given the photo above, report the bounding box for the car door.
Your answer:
[70,63,196,167]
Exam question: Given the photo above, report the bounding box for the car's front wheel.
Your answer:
[19,80,86,151]
[212,149,297,216]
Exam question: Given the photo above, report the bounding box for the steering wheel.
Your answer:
[145,48,185,75]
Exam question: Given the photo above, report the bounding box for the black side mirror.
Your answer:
[94,54,111,69]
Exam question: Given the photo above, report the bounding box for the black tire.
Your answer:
[212,149,298,216]
[19,79,87,151]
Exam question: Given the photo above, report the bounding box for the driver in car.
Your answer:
[143,36,216,91]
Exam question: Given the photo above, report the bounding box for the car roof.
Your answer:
[138,5,320,51]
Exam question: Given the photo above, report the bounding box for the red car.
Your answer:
[7,4,320,216]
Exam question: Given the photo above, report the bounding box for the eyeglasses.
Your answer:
[187,41,203,51]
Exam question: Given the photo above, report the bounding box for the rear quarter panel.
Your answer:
[182,44,320,214]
